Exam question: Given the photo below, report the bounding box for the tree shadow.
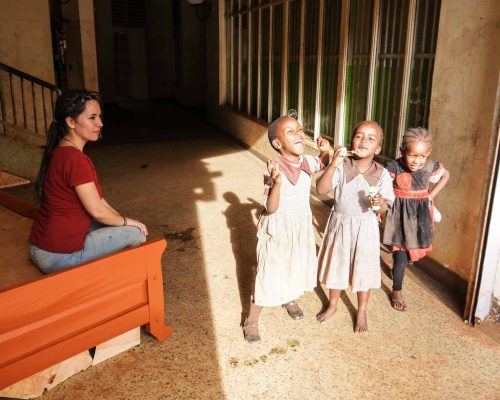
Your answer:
[222,192,261,324]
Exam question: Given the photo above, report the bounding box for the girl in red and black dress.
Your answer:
[383,127,450,311]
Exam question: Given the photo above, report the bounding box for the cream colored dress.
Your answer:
[254,155,322,307]
[318,160,394,292]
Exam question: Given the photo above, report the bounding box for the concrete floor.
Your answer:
[2,102,499,400]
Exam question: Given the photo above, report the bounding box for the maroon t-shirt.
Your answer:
[30,146,103,253]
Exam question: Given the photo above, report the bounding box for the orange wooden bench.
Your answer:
[0,229,172,389]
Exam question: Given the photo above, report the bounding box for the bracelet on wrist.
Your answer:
[122,216,127,226]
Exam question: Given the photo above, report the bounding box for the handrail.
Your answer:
[0,63,60,92]
[0,62,60,141]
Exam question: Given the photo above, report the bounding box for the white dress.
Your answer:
[318,160,395,292]
[254,155,322,307]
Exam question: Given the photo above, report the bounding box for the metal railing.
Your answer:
[0,63,60,142]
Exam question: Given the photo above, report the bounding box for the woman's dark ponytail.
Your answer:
[35,120,65,201]
[34,90,101,202]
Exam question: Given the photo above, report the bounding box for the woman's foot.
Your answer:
[283,300,304,320]
[242,320,261,343]
[391,290,407,312]
[355,310,368,333]
[316,300,338,324]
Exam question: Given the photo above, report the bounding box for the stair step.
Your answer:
[0,170,30,189]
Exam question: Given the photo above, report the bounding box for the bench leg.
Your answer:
[145,239,173,342]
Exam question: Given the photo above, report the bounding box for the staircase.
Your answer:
[0,63,60,181]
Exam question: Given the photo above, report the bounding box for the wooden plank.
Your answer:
[0,306,149,389]
[0,351,92,399]
[0,282,148,367]
[92,327,141,366]
[0,190,39,219]
[0,247,149,329]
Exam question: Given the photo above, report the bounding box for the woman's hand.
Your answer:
[124,217,148,237]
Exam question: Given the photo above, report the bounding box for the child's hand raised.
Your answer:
[267,160,282,186]
[316,137,330,153]
[330,145,347,168]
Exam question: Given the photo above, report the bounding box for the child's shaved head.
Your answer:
[268,116,291,150]
[352,120,384,145]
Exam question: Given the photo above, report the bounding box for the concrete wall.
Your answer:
[62,0,84,89]
[0,0,55,84]
[78,0,99,91]
[0,137,42,180]
[62,0,99,91]
[95,0,116,103]
[428,0,500,281]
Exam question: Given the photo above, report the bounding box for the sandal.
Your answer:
[391,297,408,312]
[242,321,261,343]
[283,301,304,320]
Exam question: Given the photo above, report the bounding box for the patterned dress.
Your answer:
[254,155,324,307]
[382,158,445,262]
[318,158,395,292]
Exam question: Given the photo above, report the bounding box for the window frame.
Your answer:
[223,0,439,159]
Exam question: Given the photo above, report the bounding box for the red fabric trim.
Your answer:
[394,188,429,199]
[389,245,433,262]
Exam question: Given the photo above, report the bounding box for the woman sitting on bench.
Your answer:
[29,90,148,273]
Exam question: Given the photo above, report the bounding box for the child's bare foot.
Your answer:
[316,301,338,323]
[391,290,407,312]
[355,310,368,333]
